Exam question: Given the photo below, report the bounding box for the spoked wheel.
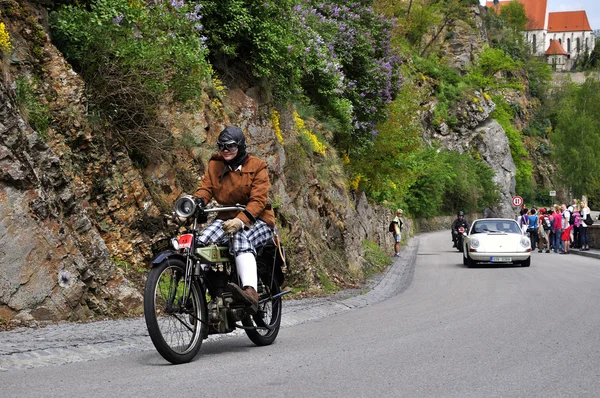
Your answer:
[144,258,207,364]
[242,269,282,346]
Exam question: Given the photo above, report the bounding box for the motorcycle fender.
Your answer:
[151,251,187,266]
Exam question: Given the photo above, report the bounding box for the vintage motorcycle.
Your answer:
[144,195,290,364]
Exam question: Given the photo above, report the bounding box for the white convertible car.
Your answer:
[462,218,531,268]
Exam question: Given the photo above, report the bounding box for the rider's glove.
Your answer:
[223,218,244,234]
[195,197,205,208]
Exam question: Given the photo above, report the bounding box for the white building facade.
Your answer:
[488,0,595,70]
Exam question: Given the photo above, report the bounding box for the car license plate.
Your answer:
[490,256,512,262]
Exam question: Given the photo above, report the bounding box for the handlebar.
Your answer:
[202,205,246,213]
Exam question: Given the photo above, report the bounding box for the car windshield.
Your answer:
[471,220,521,234]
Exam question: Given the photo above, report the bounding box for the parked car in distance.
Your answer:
[462,218,531,268]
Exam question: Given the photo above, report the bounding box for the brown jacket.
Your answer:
[193,154,275,228]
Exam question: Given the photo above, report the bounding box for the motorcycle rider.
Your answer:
[451,211,469,248]
[193,126,275,314]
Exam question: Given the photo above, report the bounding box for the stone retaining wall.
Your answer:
[583,224,600,248]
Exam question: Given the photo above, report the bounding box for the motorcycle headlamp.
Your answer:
[174,195,197,218]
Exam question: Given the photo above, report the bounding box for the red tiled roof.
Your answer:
[545,39,568,55]
[486,0,547,30]
[547,11,592,32]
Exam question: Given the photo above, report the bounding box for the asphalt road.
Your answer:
[2,230,600,397]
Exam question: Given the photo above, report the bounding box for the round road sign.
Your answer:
[511,195,523,207]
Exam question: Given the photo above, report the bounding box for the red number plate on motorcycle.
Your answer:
[178,234,193,249]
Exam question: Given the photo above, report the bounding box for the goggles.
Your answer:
[217,142,238,152]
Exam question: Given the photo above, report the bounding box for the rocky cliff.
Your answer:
[423,5,517,219]
[0,1,393,325]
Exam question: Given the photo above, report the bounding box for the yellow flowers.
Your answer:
[0,22,11,54]
[342,152,350,164]
[271,109,284,144]
[349,174,361,191]
[212,76,226,98]
[305,131,327,155]
[483,92,491,101]
[293,111,326,156]
[208,65,226,98]
[293,111,305,131]
[472,97,479,103]
[129,0,143,8]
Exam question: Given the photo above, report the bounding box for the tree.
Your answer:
[499,0,528,32]
[551,78,600,203]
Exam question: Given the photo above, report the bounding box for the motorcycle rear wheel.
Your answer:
[242,268,282,346]
[144,259,207,364]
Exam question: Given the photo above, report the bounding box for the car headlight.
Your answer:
[174,195,196,218]
[520,236,530,248]
[469,238,480,249]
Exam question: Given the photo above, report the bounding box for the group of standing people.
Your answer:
[519,199,592,254]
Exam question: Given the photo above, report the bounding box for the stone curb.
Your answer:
[0,237,420,372]
[569,248,600,260]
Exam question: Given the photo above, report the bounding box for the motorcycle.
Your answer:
[455,226,466,252]
[144,195,290,364]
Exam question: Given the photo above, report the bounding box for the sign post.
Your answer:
[549,191,556,197]
[511,195,523,207]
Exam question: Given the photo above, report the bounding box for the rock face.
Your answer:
[472,119,516,218]
[424,6,517,219]
[0,2,395,323]
[441,6,488,72]
[424,92,516,219]
[0,83,143,323]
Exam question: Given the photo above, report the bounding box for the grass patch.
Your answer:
[362,240,393,278]
[15,77,50,137]
[317,269,339,294]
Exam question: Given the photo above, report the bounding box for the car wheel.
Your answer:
[462,251,467,266]
[465,252,475,268]
[520,257,531,267]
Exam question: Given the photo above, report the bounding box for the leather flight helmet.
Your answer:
[217,126,246,153]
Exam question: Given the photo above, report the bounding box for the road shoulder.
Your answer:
[0,236,420,371]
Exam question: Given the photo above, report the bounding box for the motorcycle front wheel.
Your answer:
[144,258,207,364]
[242,268,282,346]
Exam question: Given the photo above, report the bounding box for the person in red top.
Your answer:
[551,206,562,253]
[193,126,275,313]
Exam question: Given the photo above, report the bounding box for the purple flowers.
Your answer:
[170,0,184,9]
[289,0,403,142]
[186,4,203,22]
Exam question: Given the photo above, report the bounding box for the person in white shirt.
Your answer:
[580,200,591,251]
[561,203,571,254]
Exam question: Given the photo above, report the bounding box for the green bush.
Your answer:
[403,148,500,217]
[50,0,212,162]
[199,0,303,101]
